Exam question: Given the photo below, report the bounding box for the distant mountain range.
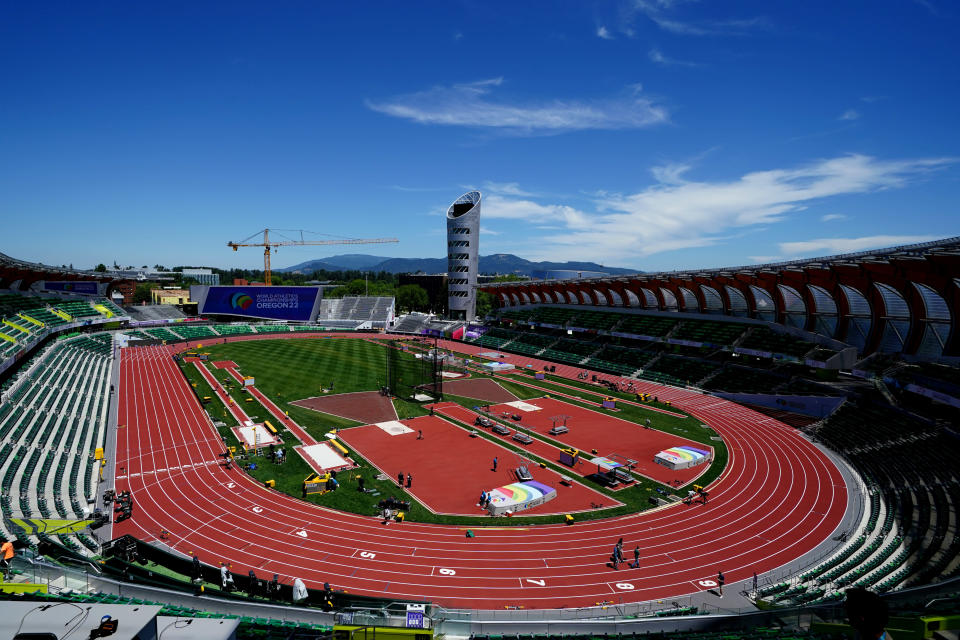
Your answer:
[277,253,639,277]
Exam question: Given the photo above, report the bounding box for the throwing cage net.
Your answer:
[385,343,442,402]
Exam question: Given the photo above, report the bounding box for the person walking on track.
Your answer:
[718,570,725,597]
[492,457,498,471]
[397,471,404,487]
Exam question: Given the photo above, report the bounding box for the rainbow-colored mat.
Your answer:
[487,480,557,515]
[654,445,711,469]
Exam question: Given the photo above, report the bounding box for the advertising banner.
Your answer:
[196,286,321,322]
[42,281,101,295]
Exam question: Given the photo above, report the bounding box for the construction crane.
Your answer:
[227,229,398,286]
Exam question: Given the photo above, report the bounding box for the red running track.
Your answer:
[336,414,619,516]
[114,339,847,610]
[483,397,712,487]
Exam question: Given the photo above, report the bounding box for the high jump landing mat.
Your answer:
[296,442,353,473]
[232,424,281,449]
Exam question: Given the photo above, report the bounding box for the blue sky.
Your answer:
[1,1,957,273]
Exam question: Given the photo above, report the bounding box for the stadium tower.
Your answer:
[446,190,481,320]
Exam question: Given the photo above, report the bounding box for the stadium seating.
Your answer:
[54,300,100,319]
[647,355,721,385]
[0,334,113,554]
[570,309,621,331]
[705,366,789,393]
[499,309,532,323]
[19,307,68,328]
[782,398,960,596]
[528,306,578,326]
[740,326,815,358]
[392,312,431,333]
[672,319,749,345]
[318,296,394,327]
[211,324,255,336]
[254,324,291,333]
[97,298,127,317]
[617,314,677,337]
[169,324,217,340]
[145,327,180,341]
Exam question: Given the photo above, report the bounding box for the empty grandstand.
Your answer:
[0,334,113,557]
[316,296,395,329]
[482,236,960,360]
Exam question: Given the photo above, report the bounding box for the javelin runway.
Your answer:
[113,338,847,609]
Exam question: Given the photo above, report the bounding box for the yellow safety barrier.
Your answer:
[18,313,44,327]
[3,319,30,334]
[94,304,113,318]
[329,439,349,455]
[1,583,48,594]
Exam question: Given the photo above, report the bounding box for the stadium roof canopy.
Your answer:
[480,236,960,359]
[0,251,130,297]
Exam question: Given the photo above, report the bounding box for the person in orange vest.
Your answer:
[1,537,14,580]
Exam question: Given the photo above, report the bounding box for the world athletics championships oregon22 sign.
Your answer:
[196,286,322,322]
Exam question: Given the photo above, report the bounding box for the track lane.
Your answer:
[112,339,847,609]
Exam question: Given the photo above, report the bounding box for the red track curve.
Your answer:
[114,337,847,610]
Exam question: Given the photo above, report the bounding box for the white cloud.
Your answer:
[479,227,501,235]
[839,109,861,121]
[597,25,614,39]
[482,194,592,229]
[482,181,538,197]
[633,1,769,36]
[820,213,848,222]
[367,79,669,134]
[748,255,783,263]
[649,161,691,185]
[487,154,954,263]
[779,235,939,256]
[648,47,699,67]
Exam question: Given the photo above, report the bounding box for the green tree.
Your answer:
[395,284,429,313]
[94,264,107,272]
[475,290,495,318]
[132,283,159,304]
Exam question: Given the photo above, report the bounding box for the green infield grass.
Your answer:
[166,336,727,525]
